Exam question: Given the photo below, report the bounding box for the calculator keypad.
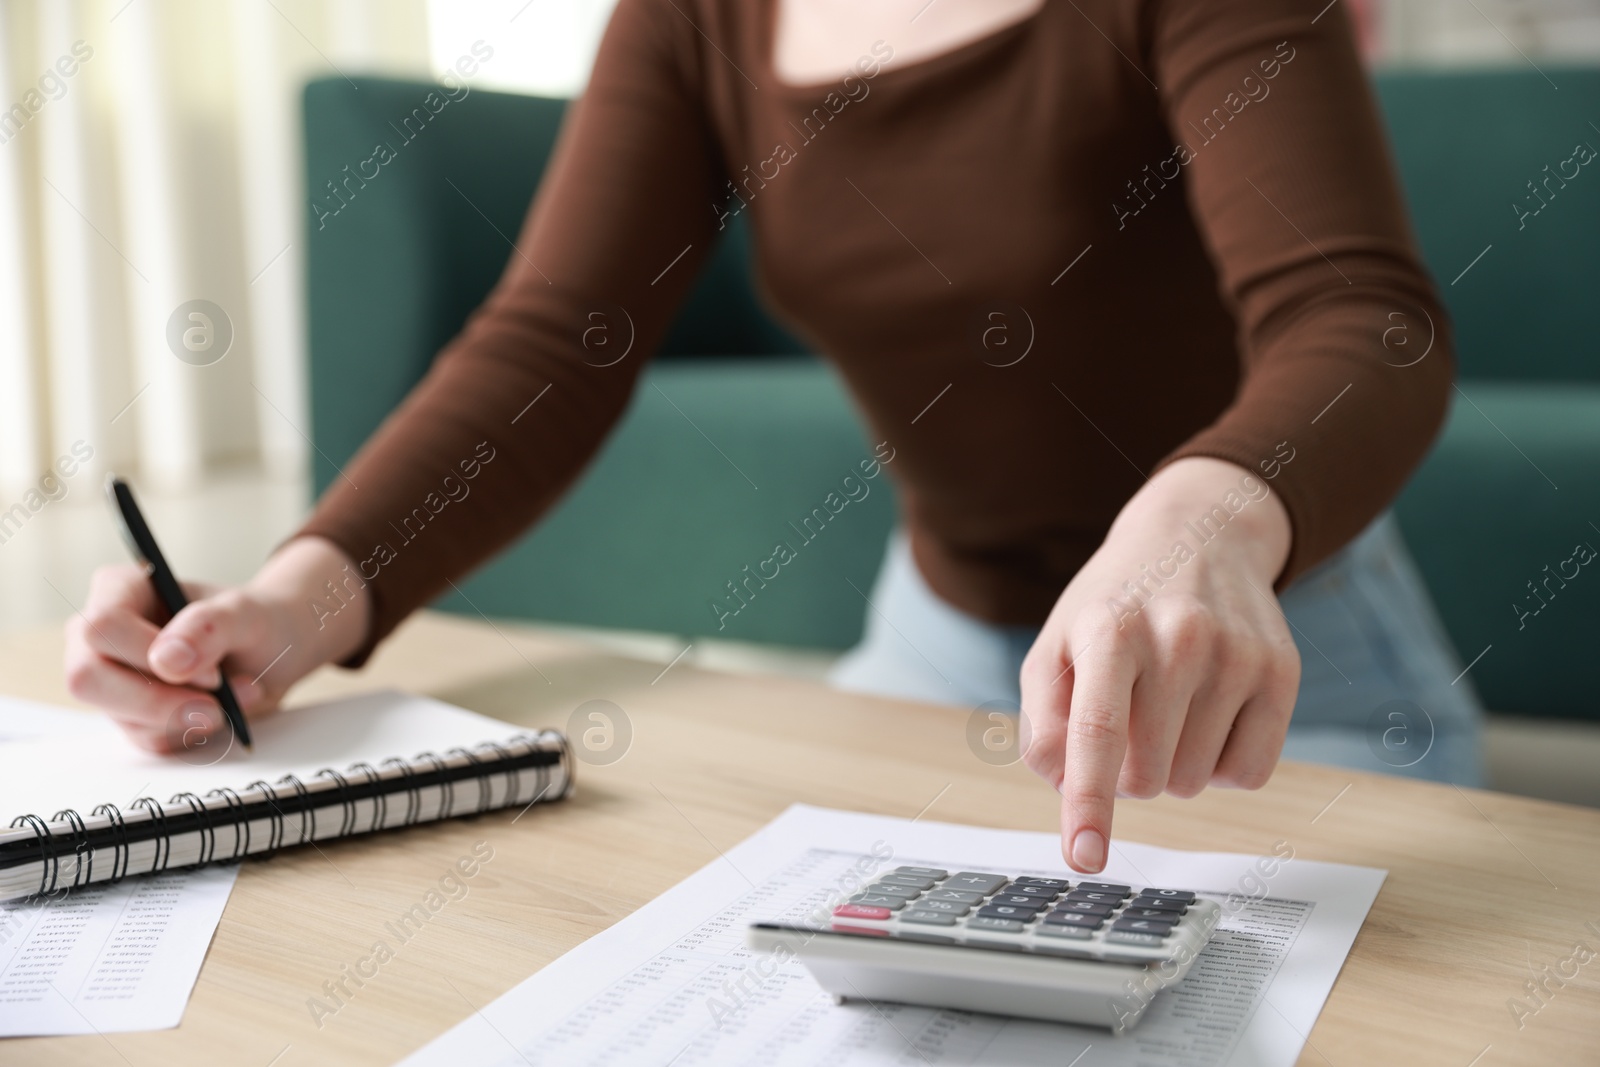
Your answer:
[839,867,1217,963]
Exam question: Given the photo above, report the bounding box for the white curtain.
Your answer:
[0,0,430,497]
[1376,0,1600,64]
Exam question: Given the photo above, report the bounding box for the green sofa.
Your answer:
[1377,69,1600,720]
[303,68,1599,718]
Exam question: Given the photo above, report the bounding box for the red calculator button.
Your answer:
[833,904,892,921]
[831,924,890,937]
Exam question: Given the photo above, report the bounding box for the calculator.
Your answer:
[746,866,1221,1033]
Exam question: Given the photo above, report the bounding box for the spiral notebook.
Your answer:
[0,689,572,902]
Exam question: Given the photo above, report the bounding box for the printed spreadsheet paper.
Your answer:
[0,866,237,1036]
[402,804,1385,1067]
[0,695,238,1037]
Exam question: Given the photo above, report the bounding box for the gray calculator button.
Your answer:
[894,866,948,879]
[1105,930,1169,946]
[864,882,923,898]
[1035,923,1095,940]
[900,910,959,926]
[923,889,984,904]
[1075,882,1132,896]
[849,894,908,910]
[1124,906,1181,922]
[965,917,1025,933]
[1113,917,1177,934]
[1006,884,1060,900]
[1130,896,1188,912]
[946,872,1009,894]
[977,904,1039,922]
[877,873,938,890]
[1141,888,1196,902]
[1065,890,1124,905]
[991,894,1050,910]
[1012,877,1070,889]
[1055,901,1114,917]
[1042,911,1104,928]
[913,898,970,915]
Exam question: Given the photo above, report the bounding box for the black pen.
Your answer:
[105,475,253,750]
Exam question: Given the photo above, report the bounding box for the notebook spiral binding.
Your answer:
[418,751,452,818]
[447,747,489,814]
[52,807,90,891]
[171,793,217,865]
[92,802,131,883]
[349,762,385,835]
[131,796,171,874]
[1,729,569,903]
[315,767,358,838]
[207,787,251,861]
[9,814,54,897]
[481,740,519,816]
[381,755,422,827]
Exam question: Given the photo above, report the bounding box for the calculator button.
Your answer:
[1123,906,1182,922]
[1035,923,1095,940]
[1074,882,1132,896]
[1111,917,1176,935]
[922,889,985,904]
[833,904,892,921]
[1005,885,1060,900]
[990,894,1050,910]
[1064,890,1124,905]
[1011,877,1070,889]
[1041,911,1104,928]
[910,898,971,915]
[863,882,923,898]
[900,910,959,926]
[893,866,948,879]
[946,872,1010,894]
[1054,901,1114,917]
[876,873,938,890]
[977,904,1039,922]
[1140,889,1196,903]
[847,895,907,910]
[964,917,1025,933]
[1105,930,1169,946]
[1129,896,1188,912]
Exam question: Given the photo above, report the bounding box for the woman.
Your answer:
[64,0,1482,874]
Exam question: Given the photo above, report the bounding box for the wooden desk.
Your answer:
[1,612,1596,1066]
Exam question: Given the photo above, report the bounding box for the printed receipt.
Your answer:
[0,865,237,1036]
[400,805,1385,1067]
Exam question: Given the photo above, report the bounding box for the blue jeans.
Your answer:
[829,514,1485,786]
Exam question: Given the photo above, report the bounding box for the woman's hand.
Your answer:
[64,537,370,754]
[1020,457,1301,873]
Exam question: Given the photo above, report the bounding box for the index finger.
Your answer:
[87,564,162,619]
[87,564,212,624]
[1061,645,1136,873]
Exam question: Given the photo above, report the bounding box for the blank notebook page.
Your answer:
[0,689,529,819]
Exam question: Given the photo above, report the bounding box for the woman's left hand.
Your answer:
[1019,457,1302,873]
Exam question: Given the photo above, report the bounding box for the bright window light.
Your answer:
[426,0,619,98]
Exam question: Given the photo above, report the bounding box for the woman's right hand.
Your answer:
[64,536,370,754]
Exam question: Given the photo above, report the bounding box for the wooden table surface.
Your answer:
[0,612,1595,1067]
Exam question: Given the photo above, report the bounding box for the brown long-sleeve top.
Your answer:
[300,0,1453,663]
